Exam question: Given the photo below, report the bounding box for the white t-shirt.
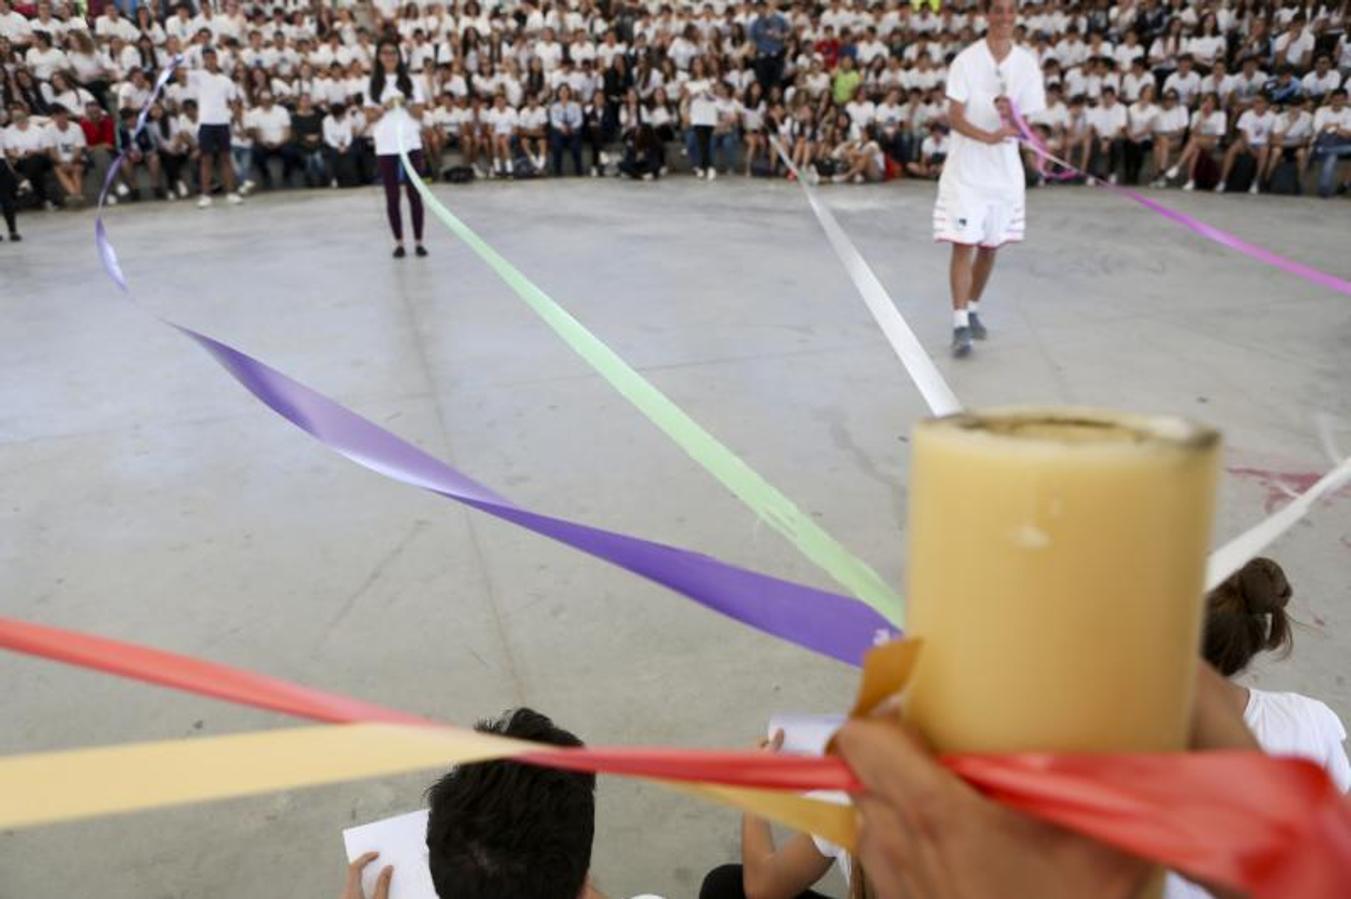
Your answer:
[1191,108,1227,138]
[46,121,86,162]
[2,124,52,156]
[686,78,717,126]
[1153,104,1189,135]
[1236,108,1277,146]
[1276,109,1314,146]
[245,105,291,145]
[1162,69,1202,106]
[1127,101,1157,139]
[941,39,1045,198]
[1313,106,1351,134]
[1302,69,1343,98]
[806,791,854,890]
[189,70,239,126]
[1163,688,1349,899]
[484,105,518,135]
[364,78,427,155]
[1088,102,1127,137]
[519,106,548,131]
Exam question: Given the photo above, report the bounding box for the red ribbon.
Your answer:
[3,614,1347,897]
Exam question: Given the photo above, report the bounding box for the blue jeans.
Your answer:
[230,146,251,180]
[711,131,739,172]
[1312,139,1351,198]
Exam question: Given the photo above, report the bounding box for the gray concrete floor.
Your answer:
[1,178,1348,899]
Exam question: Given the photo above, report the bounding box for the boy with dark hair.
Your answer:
[341,708,607,899]
[426,708,597,899]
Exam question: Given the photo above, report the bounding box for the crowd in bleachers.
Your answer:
[0,0,1348,235]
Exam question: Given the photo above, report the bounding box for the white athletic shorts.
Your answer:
[932,180,1025,248]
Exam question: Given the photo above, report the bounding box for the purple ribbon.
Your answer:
[1009,104,1351,297]
[92,60,896,667]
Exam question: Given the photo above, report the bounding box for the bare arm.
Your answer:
[741,819,835,899]
[947,98,1016,145]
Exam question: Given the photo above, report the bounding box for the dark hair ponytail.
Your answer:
[369,38,413,103]
[1202,557,1293,677]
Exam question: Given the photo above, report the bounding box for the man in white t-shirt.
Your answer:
[1272,15,1315,71]
[187,47,242,207]
[244,91,294,189]
[46,104,87,204]
[1087,85,1128,183]
[3,105,56,210]
[1162,54,1202,108]
[1301,55,1342,101]
[1217,93,1276,194]
[0,0,32,46]
[934,0,1044,358]
[1311,88,1350,198]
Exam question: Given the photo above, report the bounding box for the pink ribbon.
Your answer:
[1007,104,1351,296]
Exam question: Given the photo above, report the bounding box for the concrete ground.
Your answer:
[1,177,1348,899]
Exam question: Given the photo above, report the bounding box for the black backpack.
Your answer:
[443,165,475,184]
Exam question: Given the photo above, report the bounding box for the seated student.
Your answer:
[1062,93,1093,173]
[904,120,947,179]
[699,729,862,899]
[1123,83,1158,185]
[1217,91,1276,193]
[1166,92,1226,190]
[831,123,887,184]
[1024,83,1069,184]
[1149,88,1188,186]
[45,103,87,203]
[1086,85,1128,183]
[484,92,518,178]
[114,106,160,201]
[618,122,663,180]
[322,102,362,187]
[339,708,649,899]
[517,93,550,174]
[1267,96,1314,182]
[1165,558,1350,899]
[1311,87,1350,198]
[3,103,56,209]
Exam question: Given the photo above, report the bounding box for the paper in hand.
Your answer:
[342,809,438,899]
[767,713,846,756]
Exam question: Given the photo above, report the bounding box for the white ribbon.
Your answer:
[771,139,963,417]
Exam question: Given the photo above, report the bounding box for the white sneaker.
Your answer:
[105,194,118,206]
[641,172,655,181]
[176,180,189,198]
[1214,181,1226,193]
[1182,180,1195,191]
[805,166,820,186]
[115,182,130,197]
[832,173,849,184]
[1249,182,1259,195]
[1165,165,1179,180]
[693,168,705,179]
[706,167,717,181]
[197,194,212,208]
[1108,173,1118,185]
[330,178,339,188]
[1150,177,1166,188]
[226,192,243,205]
[659,166,669,176]
[240,179,256,196]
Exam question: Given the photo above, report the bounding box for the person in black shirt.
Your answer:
[291,93,328,187]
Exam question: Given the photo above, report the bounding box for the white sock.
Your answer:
[954,309,970,328]
[968,301,981,316]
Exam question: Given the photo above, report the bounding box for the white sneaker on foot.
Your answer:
[1214,181,1226,193]
[1108,173,1119,185]
[707,168,717,181]
[105,194,118,206]
[197,195,212,208]
[1182,180,1195,191]
[239,179,256,196]
[226,192,243,205]
[693,168,705,179]
[1165,165,1179,179]
[1249,182,1259,195]
[176,180,189,198]
[115,182,130,197]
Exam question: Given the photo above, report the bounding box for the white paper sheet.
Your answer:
[342,809,438,899]
[767,713,847,756]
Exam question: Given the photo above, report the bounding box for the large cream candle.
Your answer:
[904,408,1219,754]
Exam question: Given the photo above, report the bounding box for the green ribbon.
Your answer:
[398,146,903,624]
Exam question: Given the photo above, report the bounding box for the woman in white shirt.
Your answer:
[683,56,718,178]
[1167,92,1226,189]
[363,38,429,258]
[740,81,768,177]
[1124,83,1158,184]
[1165,558,1350,899]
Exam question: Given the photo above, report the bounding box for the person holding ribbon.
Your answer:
[932,0,1045,358]
[364,37,428,259]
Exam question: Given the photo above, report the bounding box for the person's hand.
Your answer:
[341,851,393,899]
[757,728,785,753]
[835,718,1151,899]
[988,123,1020,143]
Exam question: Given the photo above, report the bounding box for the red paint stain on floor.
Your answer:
[1226,467,1351,514]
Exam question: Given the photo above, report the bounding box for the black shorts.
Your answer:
[198,123,231,154]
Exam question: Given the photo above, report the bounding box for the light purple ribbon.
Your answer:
[92,59,896,667]
[1009,104,1351,296]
